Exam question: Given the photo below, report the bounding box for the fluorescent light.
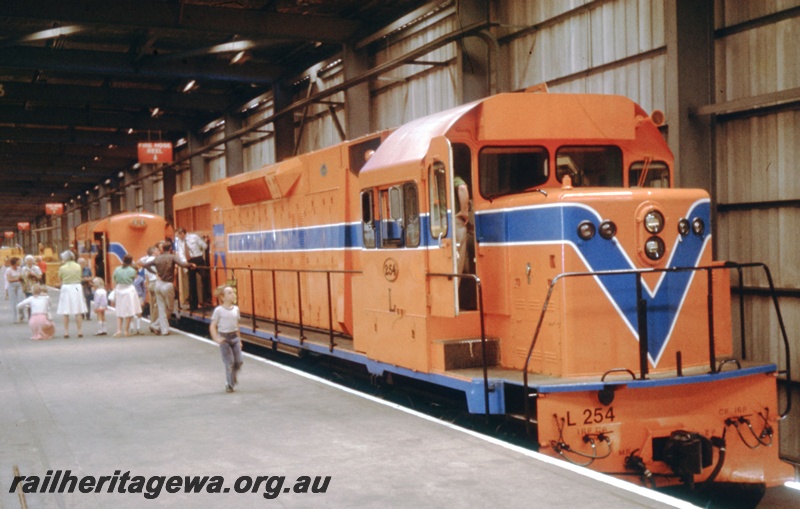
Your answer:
[210,40,253,54]
[786,481,800,491]
[13,25,84,45]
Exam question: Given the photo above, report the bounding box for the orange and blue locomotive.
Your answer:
[71,211,169,286]
[173,90,793,493]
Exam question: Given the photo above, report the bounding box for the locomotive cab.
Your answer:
[354,133,484,373]
[352,92,686,379]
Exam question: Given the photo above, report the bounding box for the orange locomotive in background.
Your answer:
[174,91,793,496]
[71,212,169,286]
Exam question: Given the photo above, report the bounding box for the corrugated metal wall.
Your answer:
[500,0,666,114]
[371,13,459,130]
[713,0,800,462]
[243,100,275,171]
[294,69,347,155]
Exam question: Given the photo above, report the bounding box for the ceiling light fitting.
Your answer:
[182,80,197,93]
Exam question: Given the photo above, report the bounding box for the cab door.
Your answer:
[93,231,109,286]
[426,136,459,317]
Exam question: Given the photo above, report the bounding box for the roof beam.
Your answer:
[0,46,282,85]
[0,126,151,146]
[0,142,137,159]
[0,81,234,113]
[2,0,359,44]
[0,104,193,132]
[0,169,105,183]
[0,154,129,170]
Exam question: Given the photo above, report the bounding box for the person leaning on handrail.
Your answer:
[139,240,195,336]
[175,227,209,310]
[138,245,161,334]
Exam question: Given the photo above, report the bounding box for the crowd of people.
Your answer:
[3,235,244,393]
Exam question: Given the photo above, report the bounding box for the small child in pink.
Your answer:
[17,284,55,340]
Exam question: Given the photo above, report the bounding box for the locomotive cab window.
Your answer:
[556,146,622,187]
[374,182,420,249]
[629,161,671,188]
[429,163,449,240]
[403,183,420,247]
[479,146,549,199]
[361,190,376,248]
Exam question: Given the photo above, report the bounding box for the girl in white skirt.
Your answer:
[92,277,108,335]
[112,255,142,337]
[57,250,87,338]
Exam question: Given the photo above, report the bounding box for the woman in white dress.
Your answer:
[112,255,142,337]
[57,250,87,338]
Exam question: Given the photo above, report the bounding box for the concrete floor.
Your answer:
[0,293,696,509]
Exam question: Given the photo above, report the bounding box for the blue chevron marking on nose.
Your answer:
[108,242,128,263]
[475,199,712,366]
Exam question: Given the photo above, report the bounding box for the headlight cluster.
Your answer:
[577,220,616,241]
[576,208,705,262]
[642,208,666,261]
[641,208,706,261]
[679,217,704,237]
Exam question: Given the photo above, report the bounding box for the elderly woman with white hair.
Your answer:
[57,250,87,338]
[20,255,44,320]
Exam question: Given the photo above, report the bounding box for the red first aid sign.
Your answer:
[17,222,30,231]
[138,142,173,163]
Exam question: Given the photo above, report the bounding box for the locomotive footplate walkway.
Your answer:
[0,293,695,508]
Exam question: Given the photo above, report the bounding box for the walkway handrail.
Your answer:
[427,272,489,420]
[521,262,792,432]
[199,264,360,352]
